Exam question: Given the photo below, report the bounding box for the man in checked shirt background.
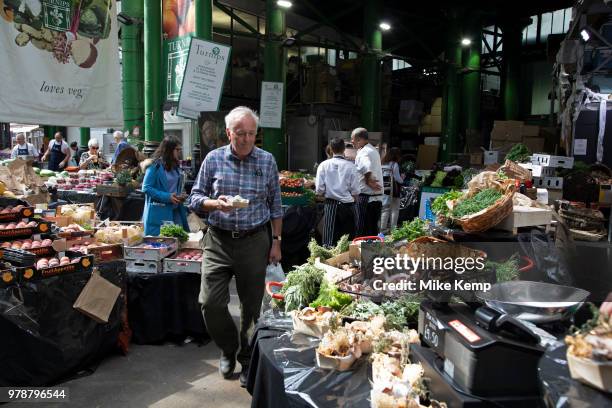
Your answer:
[188,106,282,387]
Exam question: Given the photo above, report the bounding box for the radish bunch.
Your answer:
[1,238,53,250]
[0,221,37,230]
[36,256,79,269]
[174,249,202,261]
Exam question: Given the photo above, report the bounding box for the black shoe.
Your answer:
[239,367,249,388]
[219,353,236,379]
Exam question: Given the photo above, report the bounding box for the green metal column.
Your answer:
[144,0,163,142]
[501,21,523,120]
[121,0,144,140]
[462,19,481,133]
[441,16,461,162]
[263,0,287,169]
[79,128,90,149]
[195,0,212,40]
[361,0,381,132]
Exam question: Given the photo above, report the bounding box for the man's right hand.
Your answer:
[216,195,234,213]
[170,193,182,205]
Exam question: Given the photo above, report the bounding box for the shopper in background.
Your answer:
[189,106,282,387]
[68,141,79,167]
[79,139,109,170]
[11,133,38,159]
[142,135,189,236]
[315,138,360,247]
[380,147,405,233]
[41,131,70,171]
[351,127,383,236]
[111,130,131,164]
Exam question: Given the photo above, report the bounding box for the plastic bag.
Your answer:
[266,263,285,283]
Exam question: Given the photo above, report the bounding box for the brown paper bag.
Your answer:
[73,271,121,323]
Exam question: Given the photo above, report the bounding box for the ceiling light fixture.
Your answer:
[580,29,590,42]
[277,0,292,8]
[461,38,472,46]
[379,22,391,31]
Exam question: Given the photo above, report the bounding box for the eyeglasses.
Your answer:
[91,146,99,149]
[231,130,257,138]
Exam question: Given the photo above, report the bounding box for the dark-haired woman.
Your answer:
[380,147,404,233]
[142,136,189,236]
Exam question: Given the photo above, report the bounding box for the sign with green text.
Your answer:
[42,0,72,31]
[164,35,191,102]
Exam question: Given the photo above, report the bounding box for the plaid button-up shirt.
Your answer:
[189,145,282,231]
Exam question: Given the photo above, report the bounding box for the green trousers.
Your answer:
[200,227,270,366]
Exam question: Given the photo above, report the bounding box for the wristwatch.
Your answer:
[273,235,282,241]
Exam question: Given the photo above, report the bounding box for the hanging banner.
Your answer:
[0,0,122,126]
[162,0,194,102]
[259,81,284,129]
[177,38,230,119]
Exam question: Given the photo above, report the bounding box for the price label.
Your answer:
[422,311,446,352]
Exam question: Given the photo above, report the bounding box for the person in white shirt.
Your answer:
[351,127,383,236]
[315,138,361,247]
[11,133,39,159]
[381,147,405,233]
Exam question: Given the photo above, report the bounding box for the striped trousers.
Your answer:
[322,199,356,248]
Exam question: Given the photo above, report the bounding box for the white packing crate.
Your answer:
[163,249,203,274]
[530,164,556,178]
[484,151,499,165]
[531,154,574,169]
[534,176,564,190]
[126,258,163,274]
[124,236,178,261]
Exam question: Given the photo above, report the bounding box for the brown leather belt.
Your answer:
[209,224,267,239]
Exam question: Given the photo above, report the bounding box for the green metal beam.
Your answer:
[80,128,90,148]
[144,0,163,142]
[462,18,481,134]
[263,0,286,169]
[120,0,144,141]
[196,0,213,40]
[441,16,461,162]
[294,3,362,40]
[361,0,381,132]
[213,0,258,36]
[214,27,260,39]
[501,20,523,120]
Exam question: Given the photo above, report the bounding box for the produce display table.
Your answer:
[246,310,371,408]
[127,271,208,344]
[538,344,610,407]
[0,261,127,386]
[95,192,144,221]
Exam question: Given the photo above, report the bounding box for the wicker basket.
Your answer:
[452,183,515,233]
[500,160,531,182]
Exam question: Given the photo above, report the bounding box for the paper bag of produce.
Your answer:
[73,271,121,323]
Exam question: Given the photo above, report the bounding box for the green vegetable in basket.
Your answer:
[452,188,503,218]
[390,218,426,242]
[431,190,463,216]
[160,224,189,243]
[307,234,350,262]
[430,171,447,187]
[505,143,531,163]
[309,280,353,311]
[277,264,325,312]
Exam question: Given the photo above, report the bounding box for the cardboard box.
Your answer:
[521,125,540,137]
[431,105,442,116]
[422,114,432,125]
[491,127,523,142]
[424,137,440,146]
[430,116,442,133]
[493,120,524,128]
[523,137,546,153]
[470,152,483,165]
[416,145,439,170]
[432,97,442,109]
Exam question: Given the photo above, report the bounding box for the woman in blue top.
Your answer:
[142,136,189,236]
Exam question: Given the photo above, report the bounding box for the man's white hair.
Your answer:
[88,138,100,148]
[113,130,124,140]
[16,133,25,141]
[225,106,259,130]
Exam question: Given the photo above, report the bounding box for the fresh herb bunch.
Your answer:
[114,170,132,185]
[430,171,447,188]
[390,218,426,242]
[380,293,423,330]
[431,190,463,216]
[505,143,531,163]
[289,172,306,179]
[452,188,502,218]
[307,234,350,263]
[277,264,325,312]
[310,280,353,311]
[487,253,520,282]
[341,300,382,320]
[160,224,189,243]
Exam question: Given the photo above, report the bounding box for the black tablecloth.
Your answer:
[246,310,371,408]
[127,272,208,344]
[539,344,611,407]
[56,189,98,204]
[96,192,145,221]
[0,261,127,386]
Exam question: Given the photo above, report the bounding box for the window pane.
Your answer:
[564,8,572,32]
[213,5,231,31]
[348,51,357,59]
[552,9,564,34]
[327,49,336,66]
[541,12,553,41]
[525,15,538,44]
[234,9,257,34]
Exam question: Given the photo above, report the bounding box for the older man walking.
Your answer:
[189,106,282,387]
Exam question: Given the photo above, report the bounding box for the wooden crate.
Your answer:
[497,206,553,234]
